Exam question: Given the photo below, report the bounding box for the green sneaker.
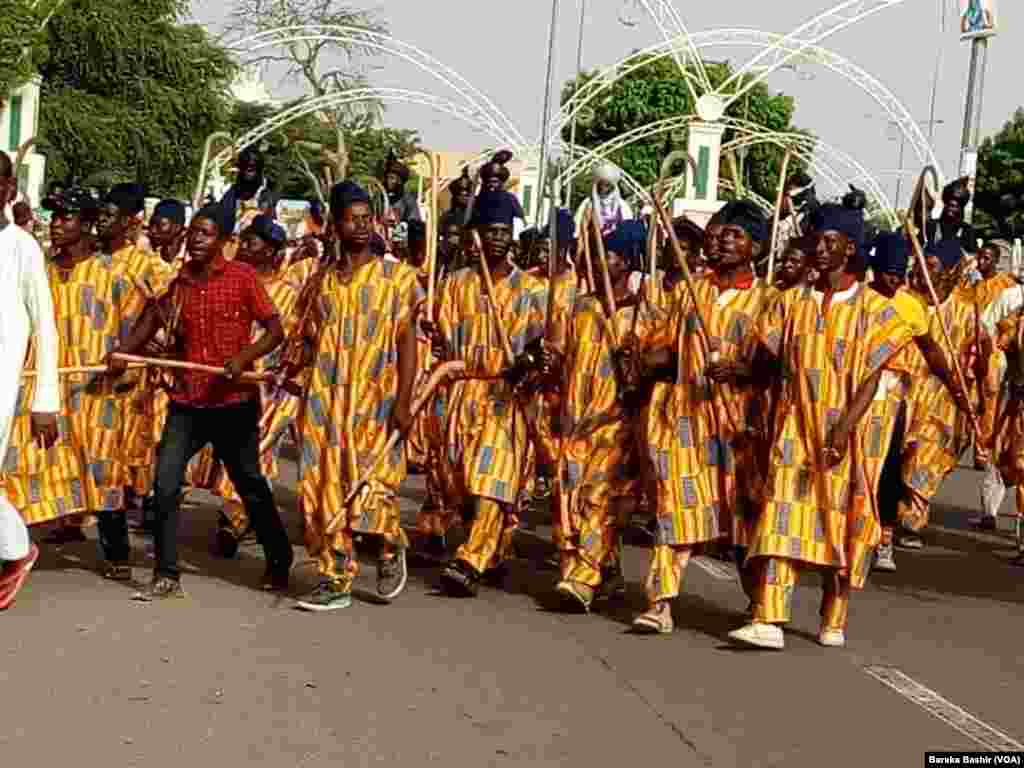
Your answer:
[295,580,352,612]
[132,576,186,602]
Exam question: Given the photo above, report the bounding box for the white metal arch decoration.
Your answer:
[212,88,517,170]
[632,0,712,101]
[658,175,775,216]
[715,179,774,215]
[707,1,909,111]
[439,144,655,210]
[691,28,942,180]
[225,25,527,150]
[633,1,910,112]
[554,27,941,188]
[553,115,894,223]
[721,132,897,225]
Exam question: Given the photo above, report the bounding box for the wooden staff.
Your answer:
[21,363,148,378]
[327,360,467,534]
[580,209,597,294]
[472,230,516,366]
[904,210,982,444]
[656,150,700,278]
[589,183,621,346]
[650,178,742,436]
[766,151,793,283]
[193,132,234,210]
[544,175,561,343]
[110,353,268,383]
[726,150,744,197]
[429,152,440,318]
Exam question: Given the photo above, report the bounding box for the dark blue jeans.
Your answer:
[877,405,907,527]
[153,399,291,580]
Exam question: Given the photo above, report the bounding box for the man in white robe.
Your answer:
[0,152,60,610]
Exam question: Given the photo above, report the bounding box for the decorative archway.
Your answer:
[226,25,526,150]
[554,116,896,225]
[555,26,941,190]
[212,88,517,169]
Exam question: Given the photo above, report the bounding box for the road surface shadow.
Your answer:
[865,523,1024,606]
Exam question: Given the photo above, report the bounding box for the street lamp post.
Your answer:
[879,117,944,209]
[534,0,561,227]
[564,0,587,206]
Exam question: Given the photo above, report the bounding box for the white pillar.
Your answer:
[675,119,726,227]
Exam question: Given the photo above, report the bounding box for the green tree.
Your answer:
[0,0,55,100]
[226,0,390,190]
[36,0,237,197]
[226,99,420,202]
[975,107,1024,239]
[560,55,811,208]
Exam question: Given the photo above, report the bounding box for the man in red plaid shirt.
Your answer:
[109,204,292,601]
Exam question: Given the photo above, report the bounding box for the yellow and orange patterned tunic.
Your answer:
[750,280,919,588]
[431,266,547,509]
[968,272,1015,458]
[887,290,980,530]
[297,258,421,559]
[554,295,657,551]
[3,253,149,523]
[644,275,774,549]
[112,242,175,494]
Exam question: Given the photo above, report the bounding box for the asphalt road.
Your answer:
[1,456,1021,768]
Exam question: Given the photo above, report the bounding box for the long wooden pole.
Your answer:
[544,175,561,343]
[21,363,147,378]
[580,210,597,294]
[766,151,793,283]
[590,182,620,345]
[416,151,440,320]
[472,230,516,367]
[903,211,982,443]
[110,353,267,382]
[328,361,467,533]
[651,180,742,436]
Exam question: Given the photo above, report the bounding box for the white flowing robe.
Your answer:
[0,223,59,560]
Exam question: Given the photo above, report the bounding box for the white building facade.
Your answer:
[1,77,46,207]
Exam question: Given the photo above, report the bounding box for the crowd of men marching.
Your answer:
[0,144,1020,652]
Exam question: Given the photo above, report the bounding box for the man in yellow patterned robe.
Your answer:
[967,243,1016,529]
[4,189,145,578]
[291,181,420,611]
[728,204,924,650]
[96,183,175,502]
[424,190,547,597]
[632,201,773,634]
[546,220,652,612]
[883,240,984,552]
[522,210,580,532]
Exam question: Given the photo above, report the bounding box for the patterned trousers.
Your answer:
[311,485,407,586]
[557,495,623,589]
[454,497,518,575]
[751,556,850,630]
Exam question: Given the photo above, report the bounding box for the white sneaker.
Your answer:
[727,622,784,650]
[873,543,896,572]
[819,628,846,648]
[895,533,923,550]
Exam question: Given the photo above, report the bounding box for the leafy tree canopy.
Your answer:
[975,107,1024,239]
[0,0,52,100]
[560,55,812,207]
[227,99,420,201]
[36,0,237,197]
